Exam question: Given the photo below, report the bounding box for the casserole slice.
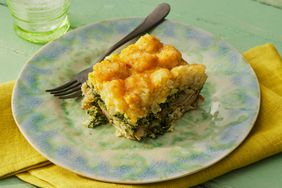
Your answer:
[81,34,207,140]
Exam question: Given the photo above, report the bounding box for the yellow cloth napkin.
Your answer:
[0,81,50,178]
[1,44,282,187]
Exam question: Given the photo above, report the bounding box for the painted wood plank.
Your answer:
[0,6,41,82]
[68,0,282,53]
[1,0,282,82]
[0,0,282,187]
[204,153,282,188]
[0,176,36,188]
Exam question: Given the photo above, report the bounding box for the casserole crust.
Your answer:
[81,34,207,140]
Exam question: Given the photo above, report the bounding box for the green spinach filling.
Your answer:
[113,90,186,137]
[86,89,108,128]
[87,88,187,138]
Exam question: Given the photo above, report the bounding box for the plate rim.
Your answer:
[11,17,261,184]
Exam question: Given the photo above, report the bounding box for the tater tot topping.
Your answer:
[88,34,206,123]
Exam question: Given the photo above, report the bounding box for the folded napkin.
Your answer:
[0,81,50,178]
[1,44,282,188]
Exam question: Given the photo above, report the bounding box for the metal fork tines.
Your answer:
[46,80,82,99]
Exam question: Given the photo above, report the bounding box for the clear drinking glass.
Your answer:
[7,0,70,44]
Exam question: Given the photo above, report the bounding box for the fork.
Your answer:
[46,3,170,99]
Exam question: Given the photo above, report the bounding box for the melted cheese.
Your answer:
[88,34,206,123]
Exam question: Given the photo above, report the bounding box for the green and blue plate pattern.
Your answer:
[12,18,260,184]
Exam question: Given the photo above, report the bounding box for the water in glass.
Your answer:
[7,0,70,43]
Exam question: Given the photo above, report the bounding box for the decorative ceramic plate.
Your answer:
[12,18,260,184]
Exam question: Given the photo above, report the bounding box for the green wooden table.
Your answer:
[1,0,282,187]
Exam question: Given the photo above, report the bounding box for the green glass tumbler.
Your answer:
[7,0,70,44]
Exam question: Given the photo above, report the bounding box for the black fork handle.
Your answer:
[82,3,170,76]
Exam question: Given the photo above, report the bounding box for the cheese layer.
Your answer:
[88,34,206,123]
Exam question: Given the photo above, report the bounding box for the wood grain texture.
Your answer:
[0,6,40,82]
[205,153,282,188]
[253,0,282,9]
[68,0,282,53]
[0,0,282,187]
[1,0,282,83]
